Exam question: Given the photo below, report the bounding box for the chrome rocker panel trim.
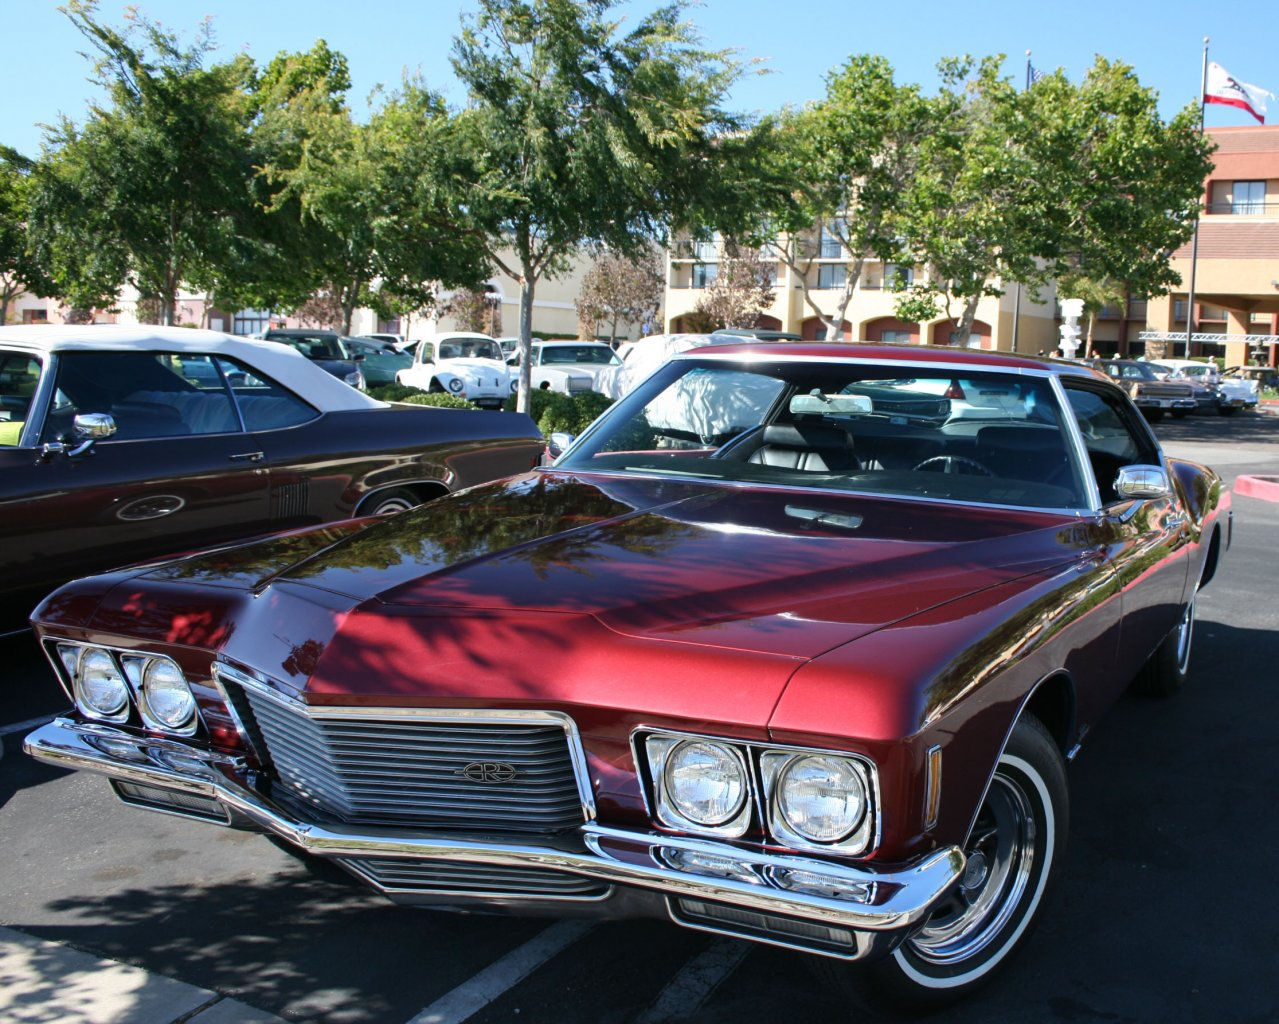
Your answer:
[24,718,964,955]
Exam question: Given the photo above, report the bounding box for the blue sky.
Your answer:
[3,0,1276,157]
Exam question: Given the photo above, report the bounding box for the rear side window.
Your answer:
[1063,385,1158,504]
[0,353,43,446]
[215,356,317,431]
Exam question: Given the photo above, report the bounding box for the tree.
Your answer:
[1060,274,1126,351]
[901,55,1213,346]
[732,56,935,341]
[450,0,754,411]
[575,247,664,342]
[255,69,490,334]
[27,2,257,324]
[0,147,54,325]
[443,286,502,335]
[692,244,775,330]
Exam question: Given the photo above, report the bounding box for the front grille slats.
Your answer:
[233,684,586,835]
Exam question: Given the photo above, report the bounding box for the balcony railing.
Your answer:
[1205,201,1279,215]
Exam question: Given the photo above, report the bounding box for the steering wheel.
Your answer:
[913,455,994,476]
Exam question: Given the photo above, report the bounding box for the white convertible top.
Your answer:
[0,324,383,412]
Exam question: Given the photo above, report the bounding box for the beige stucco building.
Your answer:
[1135,126,1279,367]
[663,234,1060,354]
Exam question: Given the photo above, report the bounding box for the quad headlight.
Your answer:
[645,735,750,837]
[74,647,130,721]
[773,755,867,842]
[641,730,878,854]
[140,658,197,731]
[53,643,198,734]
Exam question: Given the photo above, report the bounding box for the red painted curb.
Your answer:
[1235,475,1279,502]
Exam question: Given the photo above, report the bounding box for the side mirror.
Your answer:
[547,432,576,459]
[352,352,366,363]
[1114,464,1171,500]
[74,412,117,440]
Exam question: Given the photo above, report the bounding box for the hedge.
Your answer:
[503,389,614,437]
[368,382,428,402]
[399,392,477,410]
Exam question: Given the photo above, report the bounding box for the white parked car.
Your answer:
[1158,358,1257,412]
[396,333,514,409]
[509,340,622,395]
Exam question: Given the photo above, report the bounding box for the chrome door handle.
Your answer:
[229,451,264,462]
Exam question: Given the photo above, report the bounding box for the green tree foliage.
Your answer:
[902,55,1213,345]
[0,147,54,324]
[739,55,935,340]
[450,0,755,411]
[27,2,256,323]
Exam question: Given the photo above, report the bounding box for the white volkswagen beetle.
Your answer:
[396,333,513,409]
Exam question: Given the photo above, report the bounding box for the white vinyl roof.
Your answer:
[0,324,383,412]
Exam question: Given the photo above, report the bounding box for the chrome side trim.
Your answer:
[24,719,963,941]
[214,661,598,823]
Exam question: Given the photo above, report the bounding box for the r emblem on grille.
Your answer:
[457,761,518,784]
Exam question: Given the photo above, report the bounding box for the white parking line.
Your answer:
[406,920,594,1024]
[0,715,53,738]
[633,938,750,1024]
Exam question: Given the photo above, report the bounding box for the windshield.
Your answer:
[558,358,1087,510]
[439,339,502,361]
[538,345,621,366]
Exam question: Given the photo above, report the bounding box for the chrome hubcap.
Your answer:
[907,771,1036,965]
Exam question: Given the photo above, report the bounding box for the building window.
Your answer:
[884,264,914,289]
[1233,180,1265,214]
[1173,300,1187,321]
[233,310,273,336]
[1127,299,1147,319]
[817,264,846,290]
[881,330,913,343]
[693,239,719,261]
[21,309,48,324]
[818,219,847,258]
[691,263,718,289]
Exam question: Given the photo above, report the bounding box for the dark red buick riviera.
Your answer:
[25,343,1229,1010]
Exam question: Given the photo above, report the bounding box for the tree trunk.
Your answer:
[950,295,981,347]
[517,271,536,414]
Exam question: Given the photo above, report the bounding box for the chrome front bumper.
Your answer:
[25,718,963,959]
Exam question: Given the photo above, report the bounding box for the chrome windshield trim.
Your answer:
[214,660,598,822]
[674,350,1065,377]
[543,467,1090,519]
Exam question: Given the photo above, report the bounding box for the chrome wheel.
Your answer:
[906,772,1036,967]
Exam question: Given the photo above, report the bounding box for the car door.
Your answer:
[1063,381,1192,700]
[0,350,272,617]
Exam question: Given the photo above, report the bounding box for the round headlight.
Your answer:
[447,377,465,393]
[77,648,129,718]
[510,379,519,393]
[141,658,196,730]
[663,740,746,827]
[776,755,866,843]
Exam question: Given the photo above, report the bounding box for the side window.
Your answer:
[419,343,435,364]
[215,356,317,431]
[0,352,43,446]
[1064,385,1158,504]
[42,352,240,441]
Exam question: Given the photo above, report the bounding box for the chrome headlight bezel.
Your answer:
[644,733,751,838]
[62,645,130,723]
[135,656,199,733]
[48,640,201,737]
[760,749,876,855]
[446,376,466,393]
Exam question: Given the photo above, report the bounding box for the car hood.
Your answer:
[141,471,1085,662]
[440,358,508,379]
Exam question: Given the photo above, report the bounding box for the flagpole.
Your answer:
[1012,50,1030,353]
[1182,37,1210,359]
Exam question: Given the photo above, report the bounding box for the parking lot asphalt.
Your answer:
[2,410,1277,1024]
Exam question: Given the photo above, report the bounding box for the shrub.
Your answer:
[369,382,428,402]
[504,389,614,436]
[400,393,477,410]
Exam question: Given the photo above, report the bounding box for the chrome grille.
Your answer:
[232,684,587,834]
[339,857,608,899]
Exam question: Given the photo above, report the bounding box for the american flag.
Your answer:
[1029,64,1045,84]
